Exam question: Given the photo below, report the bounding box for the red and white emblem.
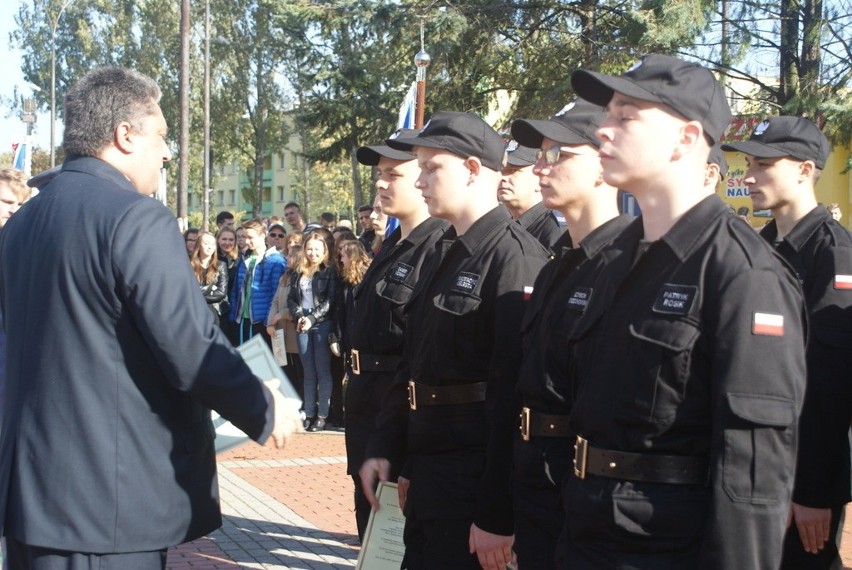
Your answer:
[752,312,784,336]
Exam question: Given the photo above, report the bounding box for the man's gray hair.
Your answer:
[63,67,162,157]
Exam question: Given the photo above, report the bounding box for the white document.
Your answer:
[356,481,406,569]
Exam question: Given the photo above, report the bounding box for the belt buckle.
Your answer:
[351,349,361,375]
[573,435,589,479]
[520,407,531,441]
[407,380,417,411]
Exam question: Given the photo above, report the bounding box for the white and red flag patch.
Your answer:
[752,312,784,336]
[834,274,852,290]
[523,286,533,300]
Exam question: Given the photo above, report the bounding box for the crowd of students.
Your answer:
[185,207,377,432]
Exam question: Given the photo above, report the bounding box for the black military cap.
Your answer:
[356,128,419,166]
[721,116,830,169]
[708,144,729,177]
[511,99,604,149]
[387,111,506,172]
[571,54,733,145]
[505,141,538,167]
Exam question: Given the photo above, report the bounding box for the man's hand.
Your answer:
[791,502,831,554]
[468,524,514,570]
[265,379,302,448]
[359,458,390,510]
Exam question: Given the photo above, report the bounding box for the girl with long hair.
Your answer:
[216,227,239,344]
[287,232,337,432]
[190,231,228,326]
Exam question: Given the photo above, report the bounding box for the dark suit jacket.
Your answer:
[0,156,272,553]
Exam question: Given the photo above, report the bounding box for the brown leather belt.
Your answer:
[519,407,572,441]
[573,436,709,485]
[350,349,401,375]
[407,380,487,410]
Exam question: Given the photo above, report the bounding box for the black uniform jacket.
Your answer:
[517,215,633,413]
[376,206,548,536]
[517,201,566,254]
[760,207,852,508]
[0,156,272,553]
[348,218,449,356]
[566,195,807,570]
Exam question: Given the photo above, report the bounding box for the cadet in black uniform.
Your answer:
[508,99,632,568]
[360,112,548,570]
[724,116,852,569]
[343,129,448,540]
[499,142,566,253]
[559,54,808,569]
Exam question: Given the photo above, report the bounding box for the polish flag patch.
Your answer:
[523,286,533,300]
[752,312,784,336]
[834,274,852,290]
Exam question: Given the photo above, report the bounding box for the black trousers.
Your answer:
[401,512,480,570]
[7,538,167,570]
[780,504,845,570]
[513,435,573,570]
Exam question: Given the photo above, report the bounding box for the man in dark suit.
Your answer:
[0,67,296,569]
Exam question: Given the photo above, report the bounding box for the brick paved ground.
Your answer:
[167,430,852,569]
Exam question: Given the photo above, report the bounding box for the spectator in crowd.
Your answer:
[356,204,375,253]
[216,210,235,231]
[320,211,336,230]
[332,227,357,253]
[368,195,387,255]
[337,219,353,230]
[0,169,30,229]
[0,65,295,569]
[827,202,842,223]
[499,141,565,253]
[216,227,239,345]
[287,232,337,432]
[183,228,199,257]
[267,222,287,254]
[267,243,306,417]
[236,226,248,256]
[190,231,229,326]
[724,116,852,570]
[283,231,303,254]
[284,202,306,234]
[331,240,371,373]
[229,219,287,345]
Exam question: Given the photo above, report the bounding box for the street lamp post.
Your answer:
[202,0,211,231]
[50,0,74,168]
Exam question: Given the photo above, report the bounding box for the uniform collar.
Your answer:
[516,202,549,228]
[660,195,728,262]
[760,206,831,253]
[400,217,449,246]
[445,206,512,255]
[578,214,634,259]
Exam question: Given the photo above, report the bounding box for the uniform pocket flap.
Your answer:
[726,393,795,427]
[376,279,414,306]
[433,290,482,316]
[629,318,700,351]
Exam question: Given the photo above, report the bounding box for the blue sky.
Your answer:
[1,0,54,153]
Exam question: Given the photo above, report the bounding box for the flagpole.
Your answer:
[414,22,430,129]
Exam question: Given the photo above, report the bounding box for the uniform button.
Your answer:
[609,462,617,469]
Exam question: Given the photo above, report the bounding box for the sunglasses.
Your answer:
[269,233,285,238]
[536,145,598,166]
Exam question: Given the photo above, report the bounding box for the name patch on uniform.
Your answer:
[834,274,852,290]
[453,272,480,293]
[388,262,414,283]
[752,312,784,336]
[566,287,593,312]
[652,284,697,315]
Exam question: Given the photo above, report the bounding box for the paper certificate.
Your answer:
[356,481,406,569]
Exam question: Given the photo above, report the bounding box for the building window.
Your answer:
[263,155,272,170]
[279,154,286,170]
[229,190,236,204]
[263,187,271,202]
[218,190,225,205]
[277,185,285,201]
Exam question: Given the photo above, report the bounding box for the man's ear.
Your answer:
[464,156,482,182]
[798,159,815,181]
[114,121,135,154]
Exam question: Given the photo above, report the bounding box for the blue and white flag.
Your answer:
[11,140,30,177]
[397,82,417,130]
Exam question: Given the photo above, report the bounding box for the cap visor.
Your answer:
[386,135,453,155]
[513,119,593,147]
[571,70,663,107]
[356,145,413,165]
[720,141,790,159]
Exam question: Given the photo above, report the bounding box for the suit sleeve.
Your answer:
[111,200,271,441]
